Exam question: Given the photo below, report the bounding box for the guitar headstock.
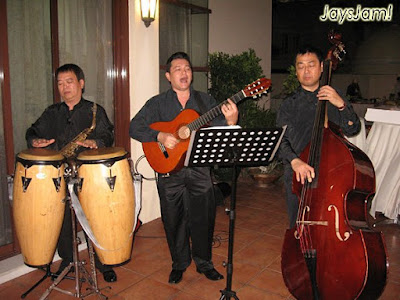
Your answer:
[242,77,271,99]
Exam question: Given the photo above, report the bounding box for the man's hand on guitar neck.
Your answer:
[221,99,238,126]
[158,132,179,149]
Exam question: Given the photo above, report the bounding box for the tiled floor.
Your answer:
[1,178,399,299]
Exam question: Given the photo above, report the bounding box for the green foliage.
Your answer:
[208,49,264,103]
[239,103,277,128]
[208,49,271,129]
[282,65,300,97]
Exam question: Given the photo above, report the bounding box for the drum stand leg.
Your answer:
[39,197,110,300]
[20,265,56,298]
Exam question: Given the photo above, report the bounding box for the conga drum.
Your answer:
[13,149,66,267]
[76,147,135,265]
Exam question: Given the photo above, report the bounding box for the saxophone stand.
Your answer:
[39,176,110,300]
[184,126,285,300]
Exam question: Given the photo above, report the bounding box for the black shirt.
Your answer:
[26,98,114,152]
[276,86,360,165]
[129,86,226,143]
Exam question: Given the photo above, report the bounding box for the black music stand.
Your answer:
[184,125,286,300]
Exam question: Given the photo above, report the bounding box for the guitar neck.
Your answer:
[187,90,245,132]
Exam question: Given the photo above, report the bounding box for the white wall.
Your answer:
[129,0,161,224]
[209,0,272,79]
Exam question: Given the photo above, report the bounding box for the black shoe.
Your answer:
[197,268,224,281]
[102,270,117,282]
[168,269,184,284]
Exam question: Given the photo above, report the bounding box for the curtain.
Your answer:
[58,0,113,121]
[7,0,53,155]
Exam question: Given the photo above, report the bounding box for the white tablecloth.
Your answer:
[366,122,400,219]
[345,117,367,152]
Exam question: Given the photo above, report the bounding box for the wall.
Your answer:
[129,0,161,224]
[209,0,272,79]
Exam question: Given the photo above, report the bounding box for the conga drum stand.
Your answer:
[184,126,285,300]
[20,265,57,298]
[39,178,110,300]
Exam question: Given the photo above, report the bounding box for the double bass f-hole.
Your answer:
[294,205,351,242]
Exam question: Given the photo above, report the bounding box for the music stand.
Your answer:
[184,125,286,300]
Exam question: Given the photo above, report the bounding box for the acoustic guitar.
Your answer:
[142,77,271,174]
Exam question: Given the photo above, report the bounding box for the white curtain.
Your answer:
[58,0,114,121]
[7,0,53,155]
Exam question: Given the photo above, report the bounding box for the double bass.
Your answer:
[281,31,388,299]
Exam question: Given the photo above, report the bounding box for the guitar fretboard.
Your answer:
[187,90,245,132]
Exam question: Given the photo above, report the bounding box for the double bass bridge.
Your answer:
[294,205,351,242]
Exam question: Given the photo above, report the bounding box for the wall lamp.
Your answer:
[140,0,157,27]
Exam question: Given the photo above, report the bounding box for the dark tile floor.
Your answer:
[1,178,399,299]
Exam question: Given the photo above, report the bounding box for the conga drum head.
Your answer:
[76,147,127,162]
[17,148,64,162]
[77,147,134,266]
[13,148,66,267]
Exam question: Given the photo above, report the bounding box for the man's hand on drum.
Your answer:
[76,139,98,149]
[32,138,55,148]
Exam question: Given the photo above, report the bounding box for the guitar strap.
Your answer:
[193,90,207,114]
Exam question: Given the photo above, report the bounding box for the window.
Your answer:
[159,0,210,93]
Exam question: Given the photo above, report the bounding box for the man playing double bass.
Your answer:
[276,45,360,229]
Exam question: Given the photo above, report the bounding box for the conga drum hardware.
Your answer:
[16,156,64,193]
[77,152,128,192]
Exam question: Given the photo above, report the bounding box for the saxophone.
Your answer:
[60,103,97,158]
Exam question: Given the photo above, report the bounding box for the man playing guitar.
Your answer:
[129,52,238,284]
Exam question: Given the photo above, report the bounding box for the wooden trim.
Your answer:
[0,0,15,175]
[112,0,130,153]
[161,0,211,14]
[0,0,19,259]
[50,0,60,103]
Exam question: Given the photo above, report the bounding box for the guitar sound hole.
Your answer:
[178,126,190,140]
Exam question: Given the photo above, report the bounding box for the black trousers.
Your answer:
[157,167,216,272]
[57,204,111,273]
[283,164,299,229]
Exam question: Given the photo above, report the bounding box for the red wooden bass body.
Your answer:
[281,123,388,299]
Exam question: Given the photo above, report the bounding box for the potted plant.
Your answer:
[246,160,283,187]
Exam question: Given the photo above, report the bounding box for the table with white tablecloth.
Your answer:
[365,108,400,220]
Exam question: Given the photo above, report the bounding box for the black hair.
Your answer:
[166,52,193,73]
[56,63,85,81]
[295,45,324,64]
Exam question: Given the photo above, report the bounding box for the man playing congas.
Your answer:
[25,63,117,283]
